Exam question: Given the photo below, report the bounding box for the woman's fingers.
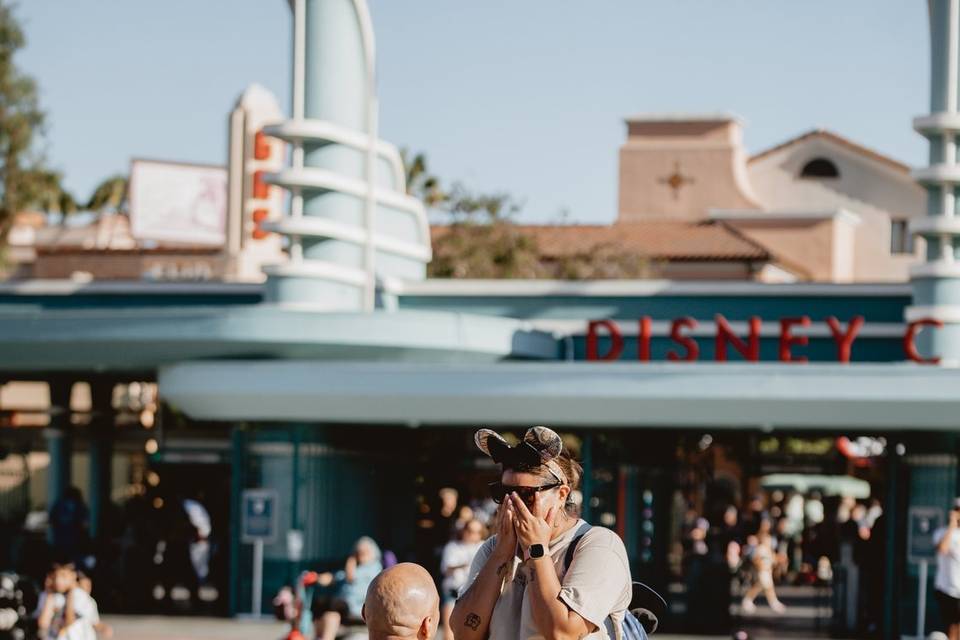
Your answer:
[511,492,534,520]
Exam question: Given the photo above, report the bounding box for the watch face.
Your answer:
[530,544,545,558]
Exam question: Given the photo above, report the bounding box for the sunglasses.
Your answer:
[489,481,562,505]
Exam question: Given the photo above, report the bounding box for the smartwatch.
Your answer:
[529,544,545,559]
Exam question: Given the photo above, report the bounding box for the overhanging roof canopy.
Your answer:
[159,361,960,431]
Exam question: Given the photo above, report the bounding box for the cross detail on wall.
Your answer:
[658,162,695,200]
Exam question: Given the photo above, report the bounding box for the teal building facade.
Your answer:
[0,2,959,639]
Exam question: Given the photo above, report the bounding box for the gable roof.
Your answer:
[748,129,910,174]
[432,220,771,262]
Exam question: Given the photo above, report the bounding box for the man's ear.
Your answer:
[418,615,433,640]
[361,604,366,623]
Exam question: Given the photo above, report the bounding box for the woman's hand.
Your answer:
[491,499,518,562]
[510,492,556,550]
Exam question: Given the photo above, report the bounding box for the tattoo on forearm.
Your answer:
[465,613,482,630]
[496,562,508,577]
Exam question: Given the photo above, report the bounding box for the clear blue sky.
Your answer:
[21,0,929,224]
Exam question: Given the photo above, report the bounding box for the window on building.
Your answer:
[891,219,913,254]
[800,158,840,179]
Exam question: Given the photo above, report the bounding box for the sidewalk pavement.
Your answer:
[105,615,288,640]
[103,615,822,640]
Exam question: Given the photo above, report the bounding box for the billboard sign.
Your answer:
[129,159,227,246]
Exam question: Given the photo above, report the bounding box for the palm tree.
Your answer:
[85,174,127,214]
[399,149,445,208]
[28,170,78,217]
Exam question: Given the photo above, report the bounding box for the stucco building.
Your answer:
[547,114,927,283]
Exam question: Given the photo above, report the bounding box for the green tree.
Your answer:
[86,174,127,214]
[0,1,60,238]
[429,185,546,278]
[406,151,654,280]
[31,169,77,217]
[399,148,445,208]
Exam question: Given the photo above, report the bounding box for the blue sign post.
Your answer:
[241,489,278,617]
[907,506,944,639]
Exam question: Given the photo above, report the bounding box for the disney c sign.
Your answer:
[585,315,943,364]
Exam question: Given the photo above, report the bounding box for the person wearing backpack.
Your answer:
[452,427,635,640]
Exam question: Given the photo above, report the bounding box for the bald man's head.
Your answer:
[363,563,440,640]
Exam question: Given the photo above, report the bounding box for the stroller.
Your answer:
[274,551,397,640]
[273,571,320,640]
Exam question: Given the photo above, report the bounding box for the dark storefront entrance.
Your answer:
[221,422,959,638]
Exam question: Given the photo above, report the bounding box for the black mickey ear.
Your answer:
[629,582,667,634]
[489,437,522,466]
[475,428,507,458]
[523,426,563,463]
[632,608,659,635]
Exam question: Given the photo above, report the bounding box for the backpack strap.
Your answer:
[563,522,593,570]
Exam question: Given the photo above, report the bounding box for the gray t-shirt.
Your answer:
[934,526,960,598]
[461,519,632,640]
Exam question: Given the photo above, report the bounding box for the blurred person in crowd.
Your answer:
[418,488,461,585]
[741,531,786,614]
[768,491,785,520]
[468,496,498,527]
[116,490,157,611]
[934,499,960,640]
[36,563,97,640]
[865,498,883,529]
[437,489,459,535]
[76,572,112,638]
[705,507,742,632]
[49,487,89,566]
[455,506,475,531]
[784,492,805,536]
[683,516,710,626]
[711,506,743,567]
[805,492,825,527]
[363,563,440,640]
[182,492,212,588]
[773,518,792,581]
[312,536,383,640]
[158,493,199,611]
[723,506,744,571]
[742,495,768,537]
[440,519,485,640]
[862,509,887,635]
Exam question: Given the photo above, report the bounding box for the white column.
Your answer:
[949,0,959,112]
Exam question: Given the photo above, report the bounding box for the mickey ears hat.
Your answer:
[474,426,567,484]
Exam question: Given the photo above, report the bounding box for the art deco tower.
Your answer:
[262,0,432,311]
[911,0,960,364]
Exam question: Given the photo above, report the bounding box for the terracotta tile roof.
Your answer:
[431,220,771,262]
[749,129,910,174]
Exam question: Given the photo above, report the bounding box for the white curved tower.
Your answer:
[263,0,431,311]
[910,0,960,364]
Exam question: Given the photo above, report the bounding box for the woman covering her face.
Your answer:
[451,427,632,640]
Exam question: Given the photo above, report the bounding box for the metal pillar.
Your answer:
[87,381,115,541]
[580,433,594,522]
[44,381,74,516]
[882,445,904,640]
[228,426,246,617]
[911,0,960,364]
